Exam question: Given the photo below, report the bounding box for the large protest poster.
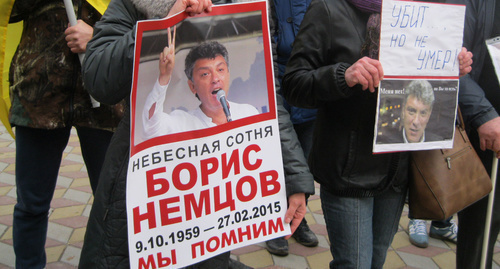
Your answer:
[126,2,289,268]
[373,0,465,153]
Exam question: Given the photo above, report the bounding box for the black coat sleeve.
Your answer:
[83,0,140,105]
[269,0,315,196]
[451,0,499,129]
[282,0,355,109]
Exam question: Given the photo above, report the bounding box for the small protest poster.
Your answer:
[126,2,289,268]
[373,0,465,153]
[486,36,500,85]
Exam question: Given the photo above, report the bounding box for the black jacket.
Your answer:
[451,0,500,130]
[282,0,409,197]
[79,0,314,267]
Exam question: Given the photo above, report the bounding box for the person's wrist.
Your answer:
[159,75,170,86]
[336,63,350,89]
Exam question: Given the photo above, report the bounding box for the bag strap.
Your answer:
[457,106,465,130]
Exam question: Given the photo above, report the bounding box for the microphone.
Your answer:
[216,90,232,122]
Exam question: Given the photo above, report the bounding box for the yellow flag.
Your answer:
[0,0,17,138]
[87,0,111,15]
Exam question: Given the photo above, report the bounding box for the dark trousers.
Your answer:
[457,130,500,269]
[13,126,113,268]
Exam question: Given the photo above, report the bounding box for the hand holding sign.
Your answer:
[167,0,213,18]
[283,193,306,239]
[345,56,384,93]
[458,47,473,77]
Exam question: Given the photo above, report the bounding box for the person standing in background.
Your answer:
[8,1,124,268]
[448,0,500,267]
[266,0,319,256]
[78,0,314,267]
[281,0,472,267]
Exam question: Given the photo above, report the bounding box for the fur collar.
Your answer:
[130,0,177,19]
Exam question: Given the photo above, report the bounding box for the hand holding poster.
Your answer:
[127,2,289,268]
[373,0,465,153]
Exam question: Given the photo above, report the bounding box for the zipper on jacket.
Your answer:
[445,146,471,169]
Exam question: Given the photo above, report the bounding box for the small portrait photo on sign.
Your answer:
[373,79,458,153]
